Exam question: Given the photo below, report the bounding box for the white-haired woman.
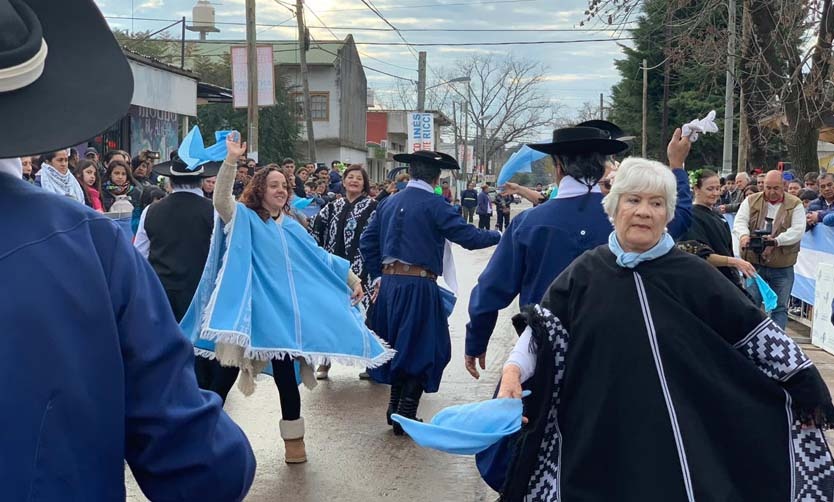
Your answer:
[495,148,834,501]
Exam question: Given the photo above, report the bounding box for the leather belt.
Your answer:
[382,261,437,281]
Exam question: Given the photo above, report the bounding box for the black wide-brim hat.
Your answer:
[576,119,636,145]
[0,0,133,157]
[528,126,629,156]
[393,150,460,170]
[152,154,221,178]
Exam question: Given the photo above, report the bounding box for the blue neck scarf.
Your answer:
[607,231,675,269]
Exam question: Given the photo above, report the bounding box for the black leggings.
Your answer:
[194,357,301,421]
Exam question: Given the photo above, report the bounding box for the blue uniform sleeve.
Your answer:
[667,168,692,239]
[436,200,500,250]
[466,216,526,357]
[360,201,384,280]
[107,225,256,501]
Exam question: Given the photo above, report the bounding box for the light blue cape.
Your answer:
[181,203,394,368]
[391,395,525,455]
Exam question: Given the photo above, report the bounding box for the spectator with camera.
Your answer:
[733,170,805,328]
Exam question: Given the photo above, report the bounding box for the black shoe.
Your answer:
[387,382,403,426]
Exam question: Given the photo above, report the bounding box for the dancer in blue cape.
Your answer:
[181,133,394,464]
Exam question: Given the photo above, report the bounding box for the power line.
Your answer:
[358,0,420,60]
[316,0,538,12]
[313,43,416,82]
[104,15,632,33]
[353,37,634,46]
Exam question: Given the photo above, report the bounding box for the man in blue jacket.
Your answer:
[360,151,501,434]
[476,183,494,229]
[0,1,255,499]
[466,125,693,378]
[460,181,479,223]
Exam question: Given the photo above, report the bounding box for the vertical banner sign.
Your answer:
[812,263,834,355]
[231,45,276,109]
[408,112,434,153]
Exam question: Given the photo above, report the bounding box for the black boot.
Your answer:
[387,382,403,426]
[393,378,423,436]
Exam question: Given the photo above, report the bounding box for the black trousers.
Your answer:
[496,211,510,232]
[194,357,301,420]
[478,213,491,230]
[462,206,476,223]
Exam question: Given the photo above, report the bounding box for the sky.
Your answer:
[97,0,633,143]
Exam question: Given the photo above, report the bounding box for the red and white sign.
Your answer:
[407,112,434,153]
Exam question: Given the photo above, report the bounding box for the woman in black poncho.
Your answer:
[496,156,834,502]
[677,168,756,291]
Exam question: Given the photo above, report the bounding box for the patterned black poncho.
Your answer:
[502,245,834,502]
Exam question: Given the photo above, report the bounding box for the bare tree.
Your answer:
[437,54,562,171]
[576,101,604,123]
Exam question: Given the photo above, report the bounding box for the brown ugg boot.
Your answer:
[279,418,307,464]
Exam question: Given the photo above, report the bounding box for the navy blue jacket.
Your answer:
[360,186,501,278]
[477,190,492,215]
[465,169,692,356]
[0,175,255,500]
[461,189,479,208]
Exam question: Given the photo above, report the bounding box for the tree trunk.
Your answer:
[659,8,673,146]
[785,119,820,178]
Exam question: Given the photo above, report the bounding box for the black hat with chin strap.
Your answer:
[528,127,629,156]
[393,150,460,170]
[0,0,133,157]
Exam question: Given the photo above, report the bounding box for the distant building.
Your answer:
[366,109,452,181]
[191,36,368,166]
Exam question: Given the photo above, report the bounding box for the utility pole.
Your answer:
[296,0,316,162]
[180,16,186,69]
[722,0,737,174]
[642,58,648,157]
[417,51,427,112]
[599,93,604,120]
[462,99,469,180]
[245,0,258,159]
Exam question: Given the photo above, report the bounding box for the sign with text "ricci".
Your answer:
[407,112,434,153]
[231,45,275,108]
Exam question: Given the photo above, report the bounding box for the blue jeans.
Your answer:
[746,265,795,329]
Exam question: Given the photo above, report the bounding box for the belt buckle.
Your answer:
[403,264,410,272]
[420,270,427,278]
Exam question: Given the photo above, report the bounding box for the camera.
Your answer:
[748,218,775,256]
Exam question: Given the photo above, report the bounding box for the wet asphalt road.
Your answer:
[127,222,520,502]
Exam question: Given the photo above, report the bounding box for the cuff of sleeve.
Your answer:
[784,366,834,427]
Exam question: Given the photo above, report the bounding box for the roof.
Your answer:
[197,82,233,104]
[188,38,351,67]
[124,49,197,80]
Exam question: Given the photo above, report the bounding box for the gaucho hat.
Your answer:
[528,127,629,156]
[0,0,134,157]
[393,150,460,170]
[152,154,221,179]
[575,119,636,142]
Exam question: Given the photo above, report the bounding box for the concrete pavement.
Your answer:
[127,240,518,501]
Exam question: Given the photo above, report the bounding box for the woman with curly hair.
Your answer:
[677,168,756,291]
[181,133,394,465]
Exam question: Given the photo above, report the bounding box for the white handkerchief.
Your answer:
[681,110,719,142]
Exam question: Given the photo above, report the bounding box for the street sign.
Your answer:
[231,45,275,108]
[407,112,434,153]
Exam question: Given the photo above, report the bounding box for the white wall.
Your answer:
[283,66,340,140]
[129,61,196,116]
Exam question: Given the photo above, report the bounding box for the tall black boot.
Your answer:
[387,381,403,426]
[393,378,423,436]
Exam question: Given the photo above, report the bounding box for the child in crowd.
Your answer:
[74,159,104,212]
[102,160,143,212]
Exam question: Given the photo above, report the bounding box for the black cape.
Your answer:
[502,246,834,501]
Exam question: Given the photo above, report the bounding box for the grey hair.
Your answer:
[736,172,750,183]
[818,172,834,183]
[602,157,677,224]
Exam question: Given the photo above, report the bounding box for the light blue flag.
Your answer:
[391,391,529,455]
[496,145,547,187]
[291,196,314,210]
[178,126,231,171]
